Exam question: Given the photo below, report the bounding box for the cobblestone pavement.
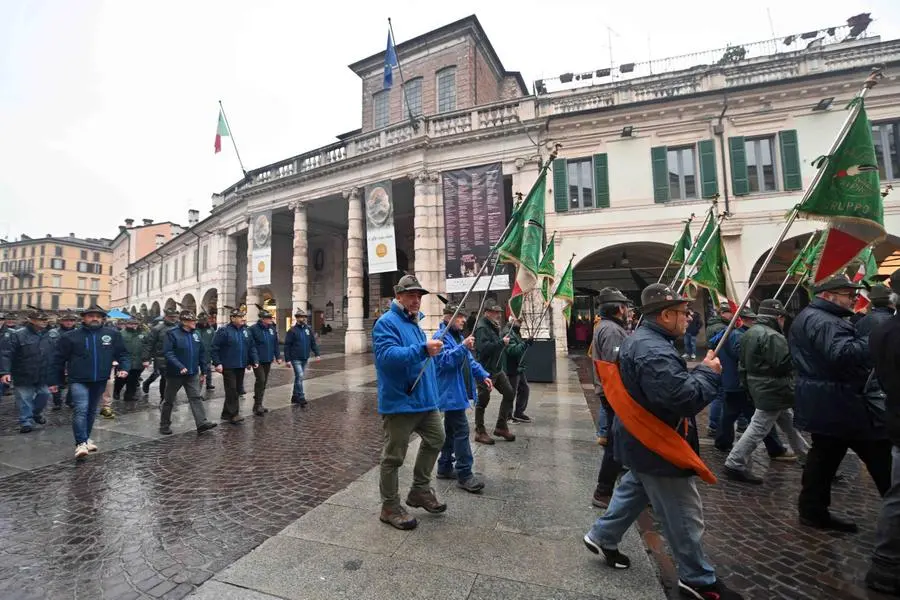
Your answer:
[0,354,382,600]
[574,355,894,600]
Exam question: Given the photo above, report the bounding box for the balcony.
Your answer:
[11,264,34,277]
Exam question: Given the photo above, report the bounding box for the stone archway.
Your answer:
[140,303,148,316]
[130,305,138,316]
[201,288,218,314]
[149,301,161,318]
[180,293,197,313]
[164,298,177,312]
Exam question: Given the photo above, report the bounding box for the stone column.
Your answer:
[217,229,237,314]
[410,170,442,333]
[290,201,309,315]
[344,187,367,353]
[245,223,261,323]
[552,300,568,357]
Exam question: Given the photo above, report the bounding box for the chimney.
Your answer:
[21,234,30,240]
[211,193,224,209]
[118,225,127,232]
[125,218,134,227]
[69,232,75,238]
[46,234,52,238]
[188,209,200,226]
[155,234,165,248]
[143,219,153,226]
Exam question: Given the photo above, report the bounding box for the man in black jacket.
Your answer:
[866,273,900,596]
[474,305,516,444]
[857,284,896,336]
[142,308,179,398]
[0,308,56,432]
[790,274,892,533]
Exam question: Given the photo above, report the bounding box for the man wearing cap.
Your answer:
[51,310,79,409]
[502,316,532,423]
[704,301,733,437]
[583,284,743,599]
[0,308,56,433]
[248,306,282,416]
[113,317,146,402]
[857,284,896,337]
[709,307,789,461]
[50,306,129,459]
[473,304,517,444]
[791,274,892,532]
[196,312,216,390]
[283,308,320,406]
[211,308,259,424]
[159,310,217,435]
[373,274,447,530]
[590,287,630,508]
[142,308,179,399]
[724,299,810,484]
[434,303,492,493]
[0,312,11,399]
[683,307,702,360]
[866,270,900,595]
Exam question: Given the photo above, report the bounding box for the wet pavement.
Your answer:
[0,354,381,600]
[573,356,894,600]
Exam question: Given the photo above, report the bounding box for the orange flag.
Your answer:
[594,359,717,484]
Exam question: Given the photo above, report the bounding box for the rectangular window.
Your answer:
[17,293,23,309]
[373,90,390,129]
[201,245,208,271]
[40,245,45,256]
[402,78,423,117]
[90,278,99,291]
[36,293,42,308]
[37,274,43,287]
[54,246,63,257]
[51,294,60,310]
[436,67,456,113]
[78,277,87,289]
[51,274,61,288]
[12,249,16,258]
[39,258,43,269]
[50,258,65,270]
[745,137,778,193]
[873,120,900,181]
[93,252,100,262]
[566,159,594,210]
[80,250,87,260]
[76,294,85,308]
[174,259,179,281]
[89,294,98,306]
[667,147,697,201]
[26,293,32,306]
[181,255,186,278]
[77,262,88,273]
[30,246,35,257]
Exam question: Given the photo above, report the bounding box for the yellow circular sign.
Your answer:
[375,243,388,258]
[257,261,266,273]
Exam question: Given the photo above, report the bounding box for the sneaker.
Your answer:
[75,443,89,459]
[723,466,763,485]
[379,505,417,530]
[592,488,614,508]
[457,474,485,493]
[159,425,173,435]
[197,421,218,433]
[253,406,267,416]
[770,451,798,463]
[511,413,533,423]
[474,430,495,445]
[85,439,98,452]
[799,513,858,533]
[682,353,689,358]
[33,414,47,425]
[405,488,447,514]
[19,425,33,434]
[436,469,457,480]
[206,385,215,391]
[678,579,744,600]
[222,415,244,425]
[583,534,631,569]
[492,428,516,442]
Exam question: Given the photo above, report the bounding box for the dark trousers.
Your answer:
[53,382,73,407]
[221,368,245,420]
[715,390,785,455]
[475,371,514,431]
[252,362,272,407]
[799,433,893,519]
[507,372,531,418]
[114,368,143,400]
[596,397,623,494]
[438,409,474,481]
[161,374,209,428]
[143,367,167,398]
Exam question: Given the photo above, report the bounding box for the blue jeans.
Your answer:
[291,360,308,399]
[70,381,107,445]
[596,396,610,437]
[871,446,900,573]
[683,333,697,357]
[588,470,716,587]
[708,389,724,431]
[15,384,50,426]
[715,390,784,455]
[438,409,474,480]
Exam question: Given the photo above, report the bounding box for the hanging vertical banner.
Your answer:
[251,210,272,286]
[365,180,398,274]
[442,163,508,293]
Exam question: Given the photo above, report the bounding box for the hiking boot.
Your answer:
[436,469,457,480]
[866,568,900,595]
[19,425,33,434]
[379,505,417,530]
[159,425,173,435]
[723,466,763,485]
[799,513,858,533]
[492,428,516,442]
[253,405,266,417]
[33,414,46,425]
[474,430,495,445]
[770,451,798,463]
[206,384,215,391]
[223,415,245,425]
[583,534,631,569]
[405,488,447,514]
[457,474,485,493]
[197,421,218,433]
[512,413,533,423]
[678,579,744,600]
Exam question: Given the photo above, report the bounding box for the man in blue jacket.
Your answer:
[0,307,57,432]
[584,284,744,600]
[283,308,320,406]
[373,274,446,530]
[211,307,259,424]
[49,305,129,460]
[791,274,892,532]
[159,310,217,435]
[434,303,492,493]
[248,306,282,416]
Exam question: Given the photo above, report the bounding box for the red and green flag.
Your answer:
[671,220,693,265]
[499,171,547,314]
[690,230,740,316]
[797,99,885,282]
[214,109,230,154]
[852,245,879,311]
[554,256,575,324]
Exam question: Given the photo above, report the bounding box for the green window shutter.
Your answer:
[553,159,568,212]
[650,146,669,203]
[779,129,802,191]
[697,139,718,199]
[592,153,609,208]
[728,136,749,196]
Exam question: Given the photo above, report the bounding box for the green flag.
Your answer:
[671,221,693,265]
[497,172,547,296]
[786,232,824,278]
[538,232,556,302]
[686,217,716,266]
[690,230,739,311]
[554,256,575,324]
[797,100,884,282]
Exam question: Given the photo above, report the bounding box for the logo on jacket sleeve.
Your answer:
[49,330,59,338]
[101,335,112,346]
[138,334,145,340]
[242,330,249,338]
[192,332,200,342]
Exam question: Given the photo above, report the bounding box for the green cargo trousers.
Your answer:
[380,410,445,508]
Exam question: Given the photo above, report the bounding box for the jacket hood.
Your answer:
[754,315,783,333]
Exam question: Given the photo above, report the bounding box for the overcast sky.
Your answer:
[2,0,898,241]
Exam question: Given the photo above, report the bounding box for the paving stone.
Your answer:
[467,575,607,600]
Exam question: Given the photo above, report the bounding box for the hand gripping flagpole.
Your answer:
[712,69,882,358]
[407,144,562,394]
[774,230,819,300]
[657,213,697,284]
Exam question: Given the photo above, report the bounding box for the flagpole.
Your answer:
[520,254,575,358]
[774,231,818,299]
[657,213,697,284]
[712,70,881,357]
[674,214,725,296]
[669,203,715,288]
[387,18,418,130]
[785,274,806,306]
[218,100,248,178]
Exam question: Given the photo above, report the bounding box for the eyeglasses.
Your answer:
[833,290,860,298]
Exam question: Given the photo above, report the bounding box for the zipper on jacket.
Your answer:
[91,331,98,381]
[187,330,193,375]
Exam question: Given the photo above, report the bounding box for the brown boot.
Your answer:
[493,427,516,442]
[405,488,447,514]
[474,429,495,445]
[379,505,418,530]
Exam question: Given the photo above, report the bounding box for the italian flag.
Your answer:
[498,170,547,316]
[852,246,878,312]
[214,109,230,154]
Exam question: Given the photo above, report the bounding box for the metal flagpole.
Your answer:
[656,213,696,284]
[519,253,575,361]
[713,70,882,357]
[668,203,715,288]
[785,274,807,306]
[218,100,248,178]
[774,231,818,299]
[387,18,418,130]
[674,214,726,296]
